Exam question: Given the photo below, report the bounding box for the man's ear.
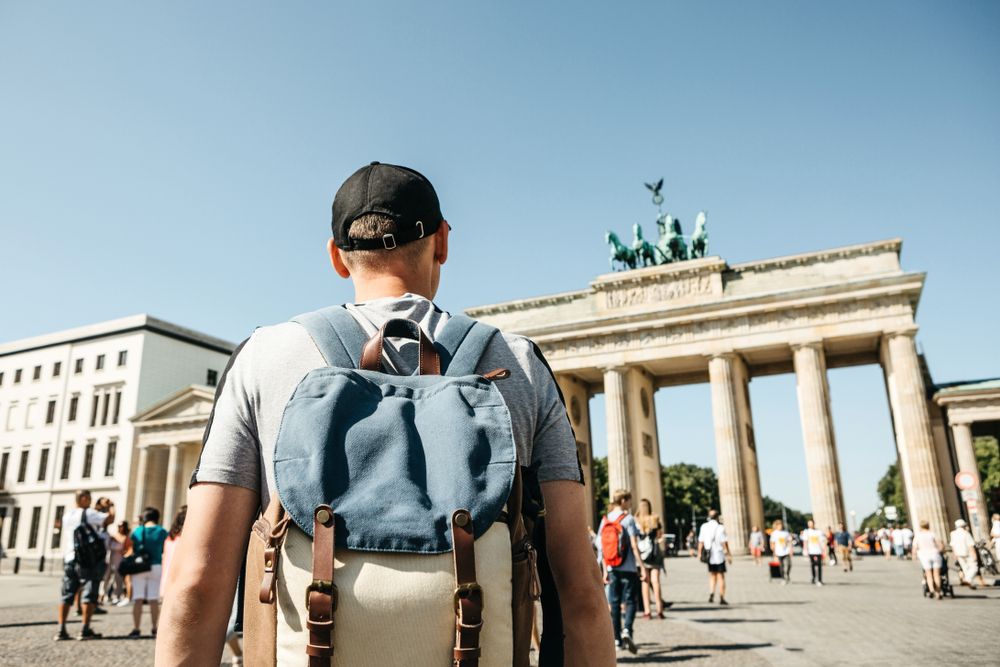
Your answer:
[328,238,351,279]
[434,221,450,265]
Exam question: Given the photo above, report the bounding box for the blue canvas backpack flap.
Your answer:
[245,309,548,667]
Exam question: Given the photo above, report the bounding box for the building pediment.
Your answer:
[131,384,216,429]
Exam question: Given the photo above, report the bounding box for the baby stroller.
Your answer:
[921,558,955,598]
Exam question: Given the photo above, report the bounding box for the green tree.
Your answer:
[761,496,812,534]
[859,462,908,531]
[975,435,1000,518]
[592,456,609,518]
[661,463,720,538]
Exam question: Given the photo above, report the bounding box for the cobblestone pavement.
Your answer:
[1,552,997,666]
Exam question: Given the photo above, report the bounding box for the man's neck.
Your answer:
[352,275,432,304]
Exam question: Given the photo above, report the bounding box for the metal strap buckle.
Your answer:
[415,220,424,238]
[382,234,396,250]
[305,579,338,611]
[453,582,484,614]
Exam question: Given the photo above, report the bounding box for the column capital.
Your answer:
[704,351,736,361]
[790,340,824,353]
[947,416,975,427]
[882,325,919,340]
[600,365,631,374]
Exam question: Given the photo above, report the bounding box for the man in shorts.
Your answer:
[157,162,616,666]
[55,490,114,640]
[698,509,732,605]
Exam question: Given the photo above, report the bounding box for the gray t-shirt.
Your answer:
[191,294,582,510]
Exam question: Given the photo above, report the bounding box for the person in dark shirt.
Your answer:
[866,527,878,555]
[833,522,853,572]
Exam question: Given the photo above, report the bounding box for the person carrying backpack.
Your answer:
[598,489,647,655]
[157,162,615,667]
[54,489,115,641]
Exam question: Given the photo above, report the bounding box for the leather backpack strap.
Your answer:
[451,509,482,667]
[291,305,370,369]
[306,505,336,667]
[435,314,499,377]
[359,318,441,375]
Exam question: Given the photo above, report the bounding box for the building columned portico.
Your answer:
[468,239,963,552]
[130,385,215,525]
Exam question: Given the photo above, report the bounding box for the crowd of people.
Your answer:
[52,488,242,663]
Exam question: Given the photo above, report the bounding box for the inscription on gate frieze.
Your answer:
[602,274,713,309]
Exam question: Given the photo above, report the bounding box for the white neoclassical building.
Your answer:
[0,316,234,562]
[468,239,981,552]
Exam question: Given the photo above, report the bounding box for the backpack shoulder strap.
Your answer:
[290,305,370,369]
[435,313,500,377]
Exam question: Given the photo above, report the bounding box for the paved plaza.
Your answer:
[0,552,997,666]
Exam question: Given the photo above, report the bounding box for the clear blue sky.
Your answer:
[2,2,997,521]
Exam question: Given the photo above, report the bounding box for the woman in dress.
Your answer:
[912,520,945,600]
[634,498,665,619]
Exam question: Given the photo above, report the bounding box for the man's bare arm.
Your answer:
[541,480,615,667]
[156,483,259,667]
[629,535,647,581]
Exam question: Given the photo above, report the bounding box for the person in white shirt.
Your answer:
[800,520,827,586]
[991,514,1000,559]
[54,490,115,641]
[698,509,732,605]
[877,525,893,561]
[769,520,793,584]
[900,524,914,559]
[949,520,986,589]
[890,526,904,559]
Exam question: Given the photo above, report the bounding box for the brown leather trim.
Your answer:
[359,318,440,375]
[244,496,284,667]
[452,509,482,667]
[308,505,336,667]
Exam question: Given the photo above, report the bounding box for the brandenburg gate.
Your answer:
[467,239,960,553]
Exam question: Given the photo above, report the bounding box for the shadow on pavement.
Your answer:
[742,601,809,605]
[691,618,777,624]
[665,606,734,613]
[616,652,711,663]
[671,644,772,651]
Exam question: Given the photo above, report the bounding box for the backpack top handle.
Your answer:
[359,318,441,376]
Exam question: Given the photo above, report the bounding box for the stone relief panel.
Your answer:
[538,295,912,362]
[642,432,654,458]
[602,275,714,310]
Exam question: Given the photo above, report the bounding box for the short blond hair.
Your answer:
[341,213,434,274]
[919,520,930,530]
[612,489,631,506]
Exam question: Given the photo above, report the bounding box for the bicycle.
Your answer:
[975,540,999,576]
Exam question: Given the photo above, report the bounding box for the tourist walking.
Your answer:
[686,529,697,558]
[698,509,732,604]
[991,514,1000,560]
[128,507,168,638]
[901,523,914,559]
[600,490,647,654]
[634,498,665,620]
[866,527,878,555]
[833,522,853,572]
[949,519,986,589]
[160,506,186,600]
[54,490,115,641]
[770,520,793,583]
[912,520,945,600]
[891,525,905,559]
[825,526,836,566]
[101,520,131,604]
[879,525,893,561]
[800,520,826,586]
[748,526,765,566]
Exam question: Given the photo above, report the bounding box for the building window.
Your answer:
[6,403,18,431]
[90,393,100,427]
[0,371,4,386]
[67,396,78,422]
[37,448,49,482]
[82,443,94,478]
[27,507,42,549]
[32,365,41,381]
[104,440,117,477]
[24,401,36,429]
[118,351,127,366]
[6,507,20,549]
[51,505,65,549]
[0,452,8,490]
[45,400,56,425]
[53,361,61,378]
[207,369,218,387]
[112,390,121,425]
[95,355,105,371]
[60,445,72,480]
[17,450,29,483]
[74,359,83,374]
[14,369,21,384]
[100,392,111,426]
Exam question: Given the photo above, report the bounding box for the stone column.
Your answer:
[883,330,949,541]
[603,367,634,501]
[162,444,183,527]
[792,342,846,532]
[950,422,988,541]
[131,446,149,518]
[708,354,749,555]
[732,355,765,535]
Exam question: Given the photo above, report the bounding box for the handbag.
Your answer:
[700,523,719,563]
[638,533,656,563]
[118,526,152,576]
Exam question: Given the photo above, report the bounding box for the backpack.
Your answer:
[73,510,106,569]
[601,514,627,567]
[243,307,564,667]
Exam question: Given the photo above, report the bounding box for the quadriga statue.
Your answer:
[605,231,637,271]
[632,223,658,268]
[689,211,708,259]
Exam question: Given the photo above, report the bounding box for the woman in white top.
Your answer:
[912,520,945,599]
[769,520,793,584]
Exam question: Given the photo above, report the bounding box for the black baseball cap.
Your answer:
[331,161,444,251]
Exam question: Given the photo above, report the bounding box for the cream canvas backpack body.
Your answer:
[243,307,564,667]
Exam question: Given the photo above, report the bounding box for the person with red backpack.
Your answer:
[598,489,647,655]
